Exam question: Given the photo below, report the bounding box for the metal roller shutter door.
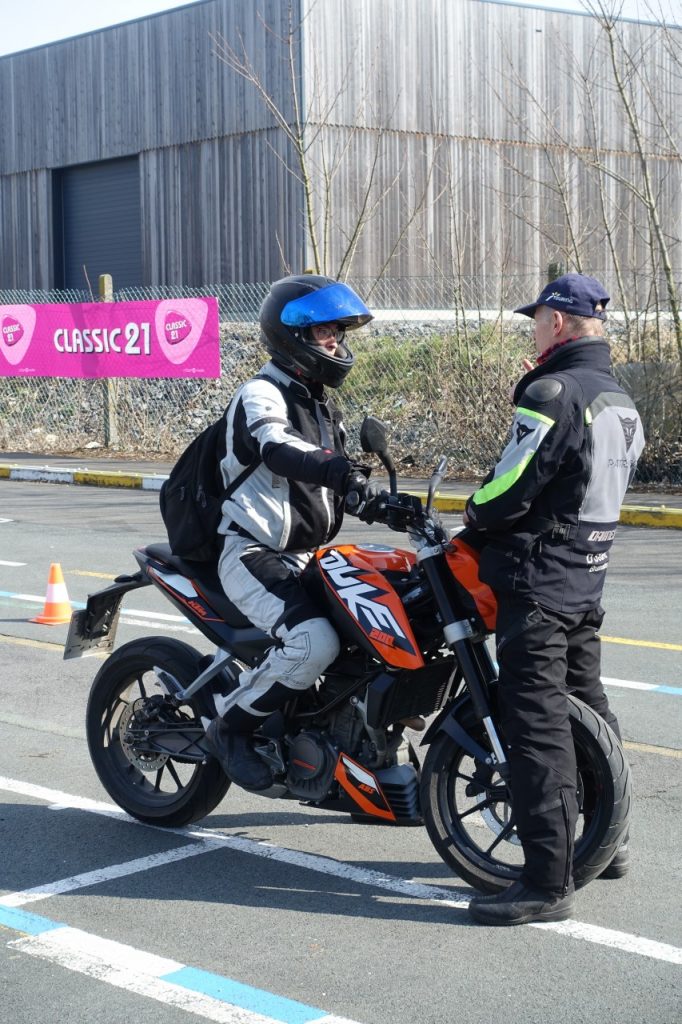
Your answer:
[60,156,142,290]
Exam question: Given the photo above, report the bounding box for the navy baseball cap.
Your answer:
[515,273,610,320]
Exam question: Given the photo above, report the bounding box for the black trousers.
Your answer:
[494,596,622,895]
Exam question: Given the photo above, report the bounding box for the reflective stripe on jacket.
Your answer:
[465,338,645,612]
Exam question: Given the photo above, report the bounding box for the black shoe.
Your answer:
[600,842,630,879]
[203,719,272,791]
[468,880,575,926]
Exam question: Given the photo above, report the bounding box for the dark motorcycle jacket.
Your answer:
[465,338,645,613]
[218,361,351,552]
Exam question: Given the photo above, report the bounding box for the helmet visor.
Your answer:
[281,282,372,330]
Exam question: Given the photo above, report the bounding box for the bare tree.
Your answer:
[480,0,681,361]
[582,0,682,357]
[211,2,439,284]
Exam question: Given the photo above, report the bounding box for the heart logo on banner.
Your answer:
[155,299,209,365]
[0,305,37,366]
[163,312,192,345]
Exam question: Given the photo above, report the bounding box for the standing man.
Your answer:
[463,273,645,926]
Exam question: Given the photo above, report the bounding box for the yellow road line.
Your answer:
[0,633,107,659]
[624,740,682,759]
[0,633,66,653]
[601,635,682,652]
[69,570,117,580]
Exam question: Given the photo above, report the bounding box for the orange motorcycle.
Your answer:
[68,418,630,892]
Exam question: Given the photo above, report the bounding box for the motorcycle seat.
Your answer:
[143,543,253,628]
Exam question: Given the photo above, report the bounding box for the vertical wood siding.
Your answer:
[0,169,53,289]
[0,0,299,173]
[140,131,305,284]
[300,0,681,297]
[0,0,679,293]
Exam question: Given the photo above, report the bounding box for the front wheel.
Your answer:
[86,637,231,827]
[420,694,631,894]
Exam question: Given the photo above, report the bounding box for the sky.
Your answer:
[0,0,679,57]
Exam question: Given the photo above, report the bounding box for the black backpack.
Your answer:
[159,409,258,563]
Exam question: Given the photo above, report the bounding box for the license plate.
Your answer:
[63,602,121,660]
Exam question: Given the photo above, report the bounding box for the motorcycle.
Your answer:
[66,417,630,893]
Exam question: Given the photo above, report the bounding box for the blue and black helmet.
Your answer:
[259,275,373,388]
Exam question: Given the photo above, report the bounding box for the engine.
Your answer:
[286,730,338,801]
[285,684,371,802]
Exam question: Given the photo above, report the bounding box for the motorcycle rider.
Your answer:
[203,274,382,790]
[463,273,645,925]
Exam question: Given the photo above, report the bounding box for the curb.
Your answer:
[0,463,166,491]
[416,492,682,529]
[618,504,682,529]
[1,463,681,529]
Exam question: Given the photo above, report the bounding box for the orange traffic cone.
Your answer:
[31,563,73,625]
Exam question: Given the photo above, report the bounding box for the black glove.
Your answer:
[344,471,387,524]
[359,488,389,524]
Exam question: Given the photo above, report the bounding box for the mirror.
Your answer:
[359,415,397,495]
[360,416,388,455]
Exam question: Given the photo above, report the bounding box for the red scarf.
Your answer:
[536,337,579,365]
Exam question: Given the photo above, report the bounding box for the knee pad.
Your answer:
[276,617,341,688]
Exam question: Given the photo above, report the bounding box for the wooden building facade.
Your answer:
[0,0,680,307]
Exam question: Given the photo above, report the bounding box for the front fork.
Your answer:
[450,634,509,778]
[417,547,510,780]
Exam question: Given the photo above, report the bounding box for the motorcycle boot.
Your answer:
[203,717,272,791]
[468,879,575,926]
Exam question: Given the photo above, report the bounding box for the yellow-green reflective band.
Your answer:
[585,407,593,425]
[472,451,535,505]
[516,406,555,427]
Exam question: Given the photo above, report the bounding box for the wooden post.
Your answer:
[99,273,119,447]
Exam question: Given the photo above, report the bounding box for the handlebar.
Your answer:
[344,487,421,526]
[344,431,450,545]
[380,492,424,531]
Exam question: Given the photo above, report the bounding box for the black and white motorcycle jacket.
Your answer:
[465,338,645,613]
[218,361,352,552]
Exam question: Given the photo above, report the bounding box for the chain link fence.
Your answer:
[0,281,680,485]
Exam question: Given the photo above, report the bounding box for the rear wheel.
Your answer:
[86,637,231,826]
[420,694,631,893]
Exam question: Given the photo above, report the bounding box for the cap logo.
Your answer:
[548,291,574,305]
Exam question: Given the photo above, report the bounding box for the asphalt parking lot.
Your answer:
[0,477,680,1024]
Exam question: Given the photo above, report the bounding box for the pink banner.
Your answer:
[0,297,220,378]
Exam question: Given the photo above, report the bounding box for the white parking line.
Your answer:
[0,841,223,908]
[121,617,198,635]
[0,591,200,635]
[0,775,680,966]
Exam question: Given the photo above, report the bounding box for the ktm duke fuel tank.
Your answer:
[315,545,424,670]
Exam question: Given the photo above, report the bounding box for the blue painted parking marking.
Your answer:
[1,903,353,1024]
[0,904,66,936]
[164,967,324,1024]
